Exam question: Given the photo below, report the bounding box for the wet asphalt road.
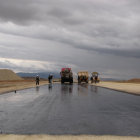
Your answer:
[0,83,140,135]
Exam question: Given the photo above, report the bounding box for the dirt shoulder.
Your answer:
[0,135,140,140]
[0,80,48,94]
[91,81,140,95]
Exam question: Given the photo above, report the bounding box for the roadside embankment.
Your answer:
[91,81,140,95]
[0,135,140,140]
[0,80,48,94]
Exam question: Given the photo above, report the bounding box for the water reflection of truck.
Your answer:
[60,68,73,84]
[78,71,89,83]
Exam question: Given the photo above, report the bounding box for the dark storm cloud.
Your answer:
[0,0,140,78]
[0,0,39,25]
[0,22,139,59]
[79,45,140,59]
[48,7,71,18]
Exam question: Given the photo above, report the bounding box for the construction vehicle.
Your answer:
[60,68,73,84]
[78,71,89,83]
[91,72,100,83]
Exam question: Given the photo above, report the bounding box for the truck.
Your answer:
[78,71,89,83]
[60,68,73,84]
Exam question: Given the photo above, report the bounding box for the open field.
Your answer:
[0,80,48,94]
[91,81,140,95]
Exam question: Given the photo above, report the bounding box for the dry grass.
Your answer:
[0,135,140,140]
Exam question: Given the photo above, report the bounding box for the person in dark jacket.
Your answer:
[95,75,98,84]
[48,74,53,83]
[36,75,40,85]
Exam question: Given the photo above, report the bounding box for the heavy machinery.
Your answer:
[91,72,100,83]
[60,68,73,84]
[78,71,89,83]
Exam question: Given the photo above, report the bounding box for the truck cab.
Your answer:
[78,71,89,83]
[60,68,73,84]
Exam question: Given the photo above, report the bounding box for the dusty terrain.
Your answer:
[0,80,48,94]
[91,81,140,95]
[0,69,23,81]
[0,135,140,140]
[0,69,47,94]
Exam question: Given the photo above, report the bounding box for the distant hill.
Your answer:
[17,72,60,79]
[0,69,23,81]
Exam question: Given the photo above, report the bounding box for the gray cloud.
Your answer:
[0,0,140,79]
[48,7,71,18]
[0,0,39,25]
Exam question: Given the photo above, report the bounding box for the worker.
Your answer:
[36,75,40,85]
[48,74,53,84]
[95,74,98,84]
[90,76,93,83]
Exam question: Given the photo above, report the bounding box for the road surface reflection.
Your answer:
[0,83,140,135]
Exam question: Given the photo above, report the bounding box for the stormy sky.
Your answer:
[0,0,140,79]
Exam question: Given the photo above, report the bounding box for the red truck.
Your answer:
[60,68,73,84]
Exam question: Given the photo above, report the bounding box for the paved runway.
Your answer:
[0,84,140,135]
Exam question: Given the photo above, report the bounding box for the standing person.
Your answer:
[95,75,98,84]
[48,75,50,83]
[51,74,53,82]
[90,76,93,83]
[48,74,53,84]
[36,75,40,86]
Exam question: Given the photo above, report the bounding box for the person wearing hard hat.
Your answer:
[36,75,40,85]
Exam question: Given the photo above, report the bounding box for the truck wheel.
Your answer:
[61,80,64,84]
[70,80,73,84]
